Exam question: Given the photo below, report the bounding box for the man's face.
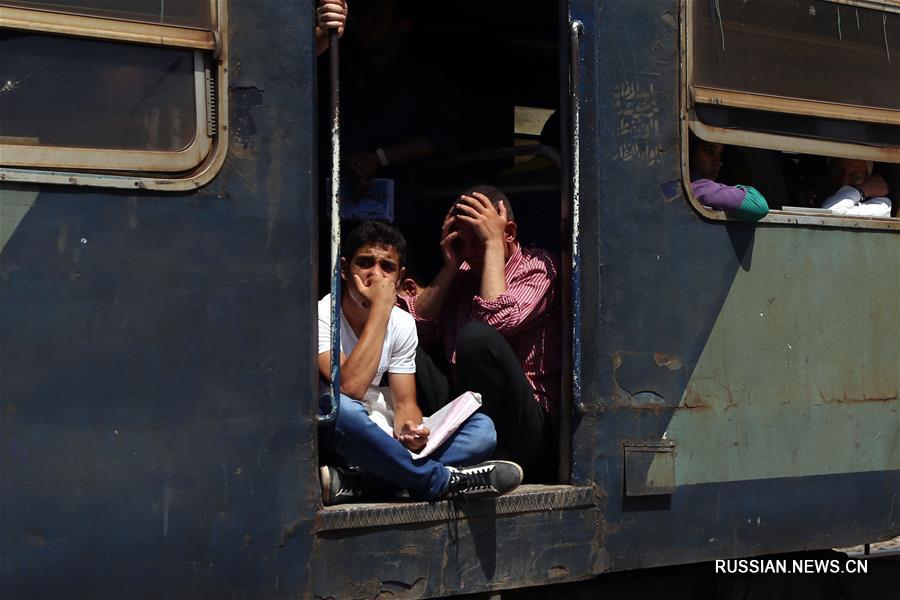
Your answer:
[692,141,724,181]
[342,243,403,307]
[452,222,486,271]
[829,159,868,189]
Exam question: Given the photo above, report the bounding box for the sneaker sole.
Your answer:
[320,466,334,505]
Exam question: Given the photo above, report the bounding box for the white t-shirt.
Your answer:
[317,294,417,434]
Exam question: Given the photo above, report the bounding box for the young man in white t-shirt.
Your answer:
[317,221,523,504]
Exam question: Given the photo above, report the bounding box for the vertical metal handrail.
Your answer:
[569,19,587,417]
[319,29,342,423]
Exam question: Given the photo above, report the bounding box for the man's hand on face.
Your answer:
[860,174,889,199]
[396,420,430,452]
[350,271,397,312]
[453,193,507,245]
[439,211,462,270]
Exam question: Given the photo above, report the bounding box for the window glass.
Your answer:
[692,0,900,111]
[1,0,212,29]
[696,105,900,146]
[0,31,197,151]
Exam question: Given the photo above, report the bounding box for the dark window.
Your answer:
[692,0,900,111]
[0,31,197,151]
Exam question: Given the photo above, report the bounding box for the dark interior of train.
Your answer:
[317,0,563,286]
[315,0,569,485]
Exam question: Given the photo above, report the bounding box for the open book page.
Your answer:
[408,391,482,459]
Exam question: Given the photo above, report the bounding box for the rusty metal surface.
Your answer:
[314,485,597,532]
[312,502,609,599]
[1,1,321,597]
[623,440,676,496]
[574,0,899,574]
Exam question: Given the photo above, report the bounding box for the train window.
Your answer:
[692,0,900,114]
[1,32,202,157]
[2,0,213,29]
[0,0,226,190]
[683,0,900,228]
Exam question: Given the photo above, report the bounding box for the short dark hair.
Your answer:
[342,220,407,267]
[458,184,515,222]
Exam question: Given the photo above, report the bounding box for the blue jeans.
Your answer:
[326,394,496,500]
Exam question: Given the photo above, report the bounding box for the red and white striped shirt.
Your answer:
[408,245,561,419]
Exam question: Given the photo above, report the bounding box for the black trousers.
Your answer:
[415,321,557,481]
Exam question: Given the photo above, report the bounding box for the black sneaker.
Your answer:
[320,465,366,505]
[445,460,524,499]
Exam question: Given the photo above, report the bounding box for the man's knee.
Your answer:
[457,321,502,359]
[466,413,497,457]
[334,395,371,433]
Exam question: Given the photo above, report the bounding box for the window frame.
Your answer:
[680,0,900,231]
[688,0,900,127]
[0,0,228,191]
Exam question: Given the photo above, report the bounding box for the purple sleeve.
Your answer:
[691,179,747,211]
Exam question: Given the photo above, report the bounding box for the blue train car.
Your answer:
[1,0,897,597]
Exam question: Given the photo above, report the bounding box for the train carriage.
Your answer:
[1,0,897,597]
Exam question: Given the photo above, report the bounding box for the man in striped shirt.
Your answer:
[405,185,561,480]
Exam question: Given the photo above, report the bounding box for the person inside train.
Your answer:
[316,220,523,505]
[818,157,892,218]
[401,186,561,482]
[315,0,348,56]
[689,134,769,221]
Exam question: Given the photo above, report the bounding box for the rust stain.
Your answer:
[682,387,708,409]
[654,352,682,370]
[832,393,897,404]
[547,565,570,578]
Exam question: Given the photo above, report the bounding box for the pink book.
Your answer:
[408,391,482,459]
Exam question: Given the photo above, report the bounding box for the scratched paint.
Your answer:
[661,226,900,485]
[612,81,661,165]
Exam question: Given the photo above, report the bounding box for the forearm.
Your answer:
[339,310,390,398]
[392,399,424,433]
[413,264,457,320]
[315,27,329,55]
[479,240,507,301]
[821,185,860,212]
[843,198,892,217]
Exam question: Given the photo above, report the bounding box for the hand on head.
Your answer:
[452,192,508,244]
[440,211,463,270]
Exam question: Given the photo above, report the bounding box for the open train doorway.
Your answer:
[314,0,574,505]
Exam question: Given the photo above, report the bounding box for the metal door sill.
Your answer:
[313,484,596,533]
